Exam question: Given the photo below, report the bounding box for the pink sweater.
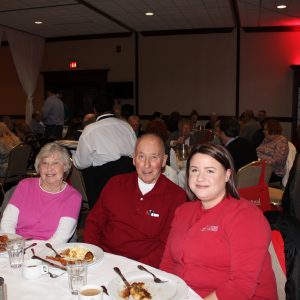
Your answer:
[160,196,277,300]
[9,178,82,240]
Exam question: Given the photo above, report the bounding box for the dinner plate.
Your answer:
[108,270,188,300]
[38,242,104,267]
[0,233,22,255]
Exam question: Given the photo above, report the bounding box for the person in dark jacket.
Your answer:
[219,116,258,172]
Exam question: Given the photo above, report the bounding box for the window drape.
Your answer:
[6,29,44,124]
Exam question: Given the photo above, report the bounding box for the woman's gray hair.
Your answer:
[34,142,72,177]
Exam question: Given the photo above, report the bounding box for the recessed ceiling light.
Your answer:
[145,12,154,16]
[34,21,43,24]
[277,4,287,9]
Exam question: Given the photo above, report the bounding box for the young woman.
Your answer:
[160,143,277,300]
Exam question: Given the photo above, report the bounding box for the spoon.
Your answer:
[45,243,62,258]
[24,242,37,254]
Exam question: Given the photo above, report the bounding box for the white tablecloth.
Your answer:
[0,241,202,300]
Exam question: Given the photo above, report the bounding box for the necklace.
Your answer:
[39,179,66,193]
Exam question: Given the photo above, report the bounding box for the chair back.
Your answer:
[69,164,88,205]
[4,143,32,184]
[0,185,17,222]
[237,160,272,211]
[282,141,297,188]
[237,161,261,188]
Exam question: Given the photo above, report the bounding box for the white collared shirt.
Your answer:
[73,114,136,169]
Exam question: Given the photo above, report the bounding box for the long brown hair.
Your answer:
[186,143,239,200]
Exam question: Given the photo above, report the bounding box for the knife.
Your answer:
[31,249,67,271]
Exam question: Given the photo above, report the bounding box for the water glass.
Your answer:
[6,238,25,268]
[67,260,87,295]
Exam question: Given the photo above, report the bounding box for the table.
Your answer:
[0,241,202,300]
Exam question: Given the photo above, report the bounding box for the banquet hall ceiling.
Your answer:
[0,0,300,40]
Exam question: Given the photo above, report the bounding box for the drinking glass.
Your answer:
[6,238,25,268]
[67,260,87,295]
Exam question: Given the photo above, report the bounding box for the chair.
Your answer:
[237,160,272,189]
[282,141,297,188]
[0,185,17,223]
[237,160,272,211]
[68,164,88,208]
[0,143,32,197]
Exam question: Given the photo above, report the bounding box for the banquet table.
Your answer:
[0,241,202,300]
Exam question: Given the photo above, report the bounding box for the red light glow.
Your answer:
[69,61,78,69]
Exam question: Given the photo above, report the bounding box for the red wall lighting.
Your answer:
[69,61,78,69]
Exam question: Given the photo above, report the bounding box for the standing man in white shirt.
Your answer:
[73,91,137,208]
[42,85,64,139]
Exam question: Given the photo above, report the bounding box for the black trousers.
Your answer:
[82,156,135,209]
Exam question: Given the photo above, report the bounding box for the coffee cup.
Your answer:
[22,259,49,280]
[79,285,103,300]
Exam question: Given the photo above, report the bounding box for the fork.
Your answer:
[48,271,65,278]
[137,265,168,283]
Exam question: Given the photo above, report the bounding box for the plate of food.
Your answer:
[108,270,188,300]
[38,242,104,267]
[0,233,22,255]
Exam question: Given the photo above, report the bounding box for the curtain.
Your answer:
[6,28,45,124]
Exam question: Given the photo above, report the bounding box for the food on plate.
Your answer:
[0,234,9,252]
[46,246,94,265]
[119,282,152,300]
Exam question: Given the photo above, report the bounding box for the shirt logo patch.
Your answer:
[201,225,219,232]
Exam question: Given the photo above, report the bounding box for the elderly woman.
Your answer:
[160,143,277,299]
[0,122,21,176]
[257,119,289,183]
[0,143,82,244]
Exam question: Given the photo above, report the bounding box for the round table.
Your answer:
[0,241,202,300]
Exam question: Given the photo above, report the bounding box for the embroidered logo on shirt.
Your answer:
[201,225,219,232]
[147,209,160,217]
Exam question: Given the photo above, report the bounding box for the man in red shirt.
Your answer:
[84,133,186,267]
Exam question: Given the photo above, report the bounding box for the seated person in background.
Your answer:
[66,114,96,141]
[218,116,257,172]
[128,115,144,137]
[145,119,169,142]
[166,118,197,148]
[14,121,33,142]
[190,109,201,132]
[165,111,180,133]
[73,91,137,209]
[252,110,268,148]
[0,143,82,244]
[160,143,277,300]
[257,119,289,183]
[205,112,218,130]
[0,122,21,176]
[239,109,261,142]
[84,134,186,267]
